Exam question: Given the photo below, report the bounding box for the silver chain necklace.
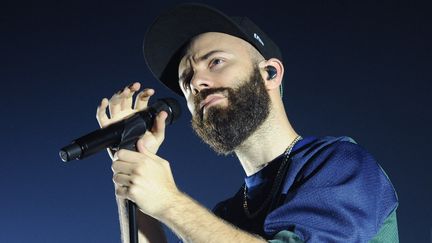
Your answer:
[243,135,303,218]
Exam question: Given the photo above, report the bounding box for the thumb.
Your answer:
[136,140,160,161]
[137,139,150,154]
[151,111,168,141]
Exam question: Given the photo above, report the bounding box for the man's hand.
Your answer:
[96,82,167,156]
[112,145,179,219]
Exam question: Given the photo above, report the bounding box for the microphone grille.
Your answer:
[157,98,181,125]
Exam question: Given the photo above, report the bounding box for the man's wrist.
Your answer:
[156,191,266,243]
[156,190,188,221]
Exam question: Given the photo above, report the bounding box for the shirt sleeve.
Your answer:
[263,140,398,242]
[269,230,304,243]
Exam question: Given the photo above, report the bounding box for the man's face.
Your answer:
[178,32,271,154]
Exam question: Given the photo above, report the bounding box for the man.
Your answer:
[96,3,398,242]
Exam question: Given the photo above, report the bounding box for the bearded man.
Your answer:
[96,3,399,243]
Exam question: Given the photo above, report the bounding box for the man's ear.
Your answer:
[258,58,284,91]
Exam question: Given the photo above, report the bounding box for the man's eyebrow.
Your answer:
[197,50,228,62]
[179,49,231,80]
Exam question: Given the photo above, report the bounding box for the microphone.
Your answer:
[59,98,181,162]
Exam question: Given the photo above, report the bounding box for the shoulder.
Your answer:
[289,136,385,186]
[287,135,397,204]
[264,135,399,241]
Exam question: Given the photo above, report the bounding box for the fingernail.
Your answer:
[139,90,151,99]
[128,82,138,89]
[143,88,154,94]
[159,111,168,119]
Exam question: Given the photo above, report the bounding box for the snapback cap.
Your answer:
[143,3,282,96]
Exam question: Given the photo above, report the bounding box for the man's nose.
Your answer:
[190,71,214,95]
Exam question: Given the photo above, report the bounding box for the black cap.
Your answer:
[143,3,283,96]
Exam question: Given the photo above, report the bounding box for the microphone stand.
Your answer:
[127,201,138,243]
[118,141,139,243]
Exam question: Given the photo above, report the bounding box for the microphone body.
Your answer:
[60,98,180,162]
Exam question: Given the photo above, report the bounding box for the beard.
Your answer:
[191,66,271,155]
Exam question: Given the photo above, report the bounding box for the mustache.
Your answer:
[193,87,230,107]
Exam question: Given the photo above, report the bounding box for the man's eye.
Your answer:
[210,58,224,68]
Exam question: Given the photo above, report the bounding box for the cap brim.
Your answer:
[143,3,249,96]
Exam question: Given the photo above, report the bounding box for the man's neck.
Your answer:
[234,108,299,176]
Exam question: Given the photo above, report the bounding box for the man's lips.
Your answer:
[199,94,226,110]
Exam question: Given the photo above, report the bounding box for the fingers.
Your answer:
[108,82,141,116]
[115,149,158,164]
[107,83,153,118]
[113,173,132,187]
[111,156,143,193]
[114,185,139,202]
[135,88,154,110]
[109,92,122,116]
[112,160,134,198]
[121,82,141,110]
[115,185,128,198]
[112,159,135,174]
[151,111,168,139]
[96,98,109,127]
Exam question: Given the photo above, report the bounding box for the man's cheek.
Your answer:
[186,101,197,115]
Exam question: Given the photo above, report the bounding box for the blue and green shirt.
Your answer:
[213,136,398,242]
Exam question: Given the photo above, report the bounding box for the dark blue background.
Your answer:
[1,0,430,242]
